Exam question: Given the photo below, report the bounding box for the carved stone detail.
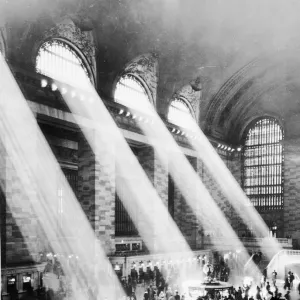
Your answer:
[42,18,96,81]
[170,76,202,122]
[122,52,159,105]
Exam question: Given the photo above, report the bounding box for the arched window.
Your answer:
[168,97,195,129]
[36,39,91,88]
[114,74,153,113]
[243,117,284,210]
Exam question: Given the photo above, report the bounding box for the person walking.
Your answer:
[272,270,277,286]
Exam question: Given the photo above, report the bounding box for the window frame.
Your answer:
[114,73,154,112]
[35,38,95,87]
[242,117,284,210]
[167,96,196,129]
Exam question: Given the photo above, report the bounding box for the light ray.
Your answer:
[129,106,264,281]
[58,84,205,285]
[59,91,197,253]
[0,54,126,300]
[56,81,263,285]
[185,122,282,260]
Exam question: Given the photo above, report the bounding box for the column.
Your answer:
[2,275,8,294]
[1,124,42,265]
[136,146,168,251]
[78,130,116,255]
[284,139,300,246]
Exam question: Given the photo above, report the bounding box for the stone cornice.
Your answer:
[14,66,235,159]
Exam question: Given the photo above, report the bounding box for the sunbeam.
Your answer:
[127,104,266,282]
[57,80,202,286]
[55,79,264,286]
[185,122,282,260]
[0,53,126,300]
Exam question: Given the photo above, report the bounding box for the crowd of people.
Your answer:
[3,253,300,300]
[116,257,234,300]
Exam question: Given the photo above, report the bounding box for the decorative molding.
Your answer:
[33,18,97,85]
[121,52,159,105]
[205,59,259,134]
[170,77,202,122]
[1,263,46,275]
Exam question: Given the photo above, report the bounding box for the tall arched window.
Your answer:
[36,39,91,88]
[114,74,153,113]
[168,97,195,129]
[243,117,284,210]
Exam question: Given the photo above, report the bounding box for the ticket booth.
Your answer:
[7,276,17,294]
[22,274,32,291]
[114,263,123,280]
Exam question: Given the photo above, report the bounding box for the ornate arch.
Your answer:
[113,52,159,106]
[35,37,94,87]
[169,75,202,123]
[205,49,300,143]
[32,18,96,86]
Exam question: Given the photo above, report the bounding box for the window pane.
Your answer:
[243,118,283,210]
[168,98,195,129]
[114,75,152,114]
[36,40,91,89]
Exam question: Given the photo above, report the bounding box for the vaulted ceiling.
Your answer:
[3,0,300,143]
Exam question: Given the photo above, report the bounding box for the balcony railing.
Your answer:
[203,236,292,249]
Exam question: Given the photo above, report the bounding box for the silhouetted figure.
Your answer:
[10,287,19,300]
[20,286,36,300]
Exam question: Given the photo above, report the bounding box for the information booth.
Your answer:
[7,276,17,294]
[22,274,32,291]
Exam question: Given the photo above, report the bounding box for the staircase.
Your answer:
[265,250,300,279]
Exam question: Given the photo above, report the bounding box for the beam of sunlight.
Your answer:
[54,81,264,285]
[57,84,204,285]
[185,122,282,260]
[126,106,264,283]
[0,54,126,300]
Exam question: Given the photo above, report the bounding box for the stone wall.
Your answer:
[0,139,45,266]
[78,131,115,255]
[136,146,169,251]
[284,139,300,248]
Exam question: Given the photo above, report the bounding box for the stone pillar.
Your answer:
[137,146,168,205]
[196,158,205,249]
[0,125,42,265]
[283,139,300,246]
[78,131,115,255]
[0,139,6,267]
[136,146,168,251]
[169,152,199,249]
[2,275,8,294]
[225,151,244,234]
[16,274,22,292]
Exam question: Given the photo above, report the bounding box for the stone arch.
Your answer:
[239,112,284,144]
[113,52,159,107]
[168,75,202,124]
[32,17,96,86]
[35,37,95,86]
[205,49,300,143]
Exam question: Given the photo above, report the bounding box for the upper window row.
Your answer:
[242,117,284,210]
[36,39,196,129]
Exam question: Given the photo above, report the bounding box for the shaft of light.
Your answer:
[129,106,263,280]
[0,54,125,299]
[186,122,282,259]
[58,83,201,282]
